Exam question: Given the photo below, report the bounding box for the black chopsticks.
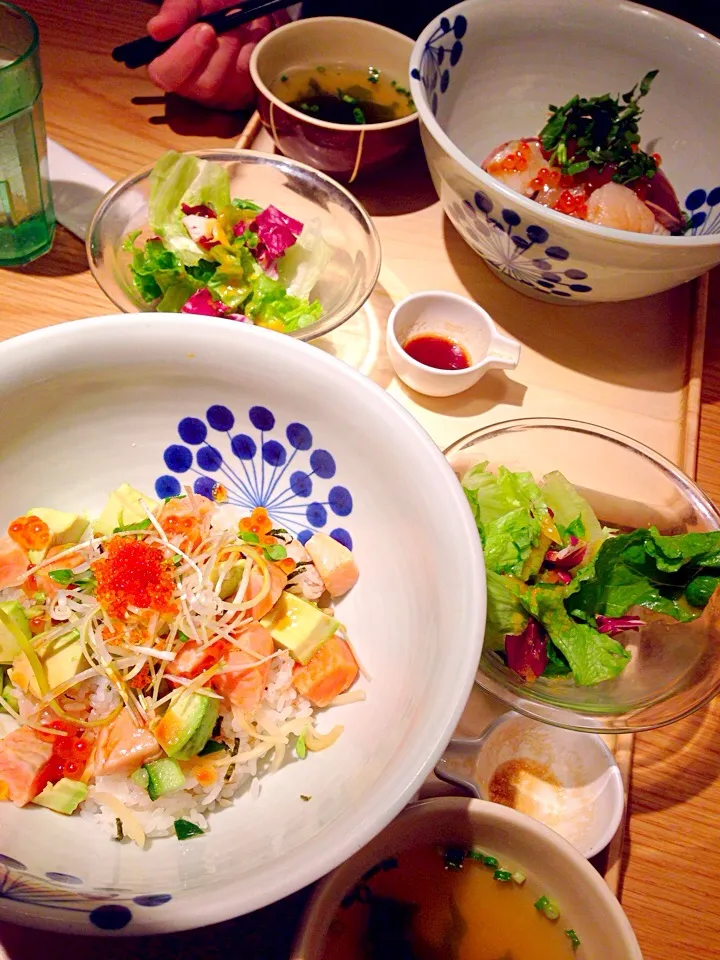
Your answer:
[112,0,296,69]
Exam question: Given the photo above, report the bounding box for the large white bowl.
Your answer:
[292,797,643,959]
[0,314,485,935]
[409,0,720,304]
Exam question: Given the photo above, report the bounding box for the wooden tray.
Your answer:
[0,116,709,960]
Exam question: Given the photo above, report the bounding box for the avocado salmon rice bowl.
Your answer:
[0,485,362,846]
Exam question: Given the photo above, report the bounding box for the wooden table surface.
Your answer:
[2,2,720,958]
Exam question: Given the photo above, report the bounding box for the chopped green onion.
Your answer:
[177,630,190,642]
[466,848,485,861]
[534,896,560,920]
[280,74,288,82]
[483,856,499,869]
[240,531,260,544]
[198,740,226,757]
[172,554,182,566]
[296,733,307,759]
[174,818,205,841]
[316,65,326,73]
[263,544,287,562]
[352,106,366,124]
[341,93,357,104]
[493,869,513,882]
[565,929,581,950]
[113,518,151,533]
[443,847,465,871]
[391,79,397,86]
[33,591,46,602]
[512,871,526,885]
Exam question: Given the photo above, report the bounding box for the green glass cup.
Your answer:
[0,2,55,266]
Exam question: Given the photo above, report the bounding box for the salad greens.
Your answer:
[123,151,329,333]
[463,462,720,686]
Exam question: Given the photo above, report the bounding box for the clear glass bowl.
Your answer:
[444,418,720,733]
[86,149,381,341]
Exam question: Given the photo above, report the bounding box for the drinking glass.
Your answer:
[0,2,55,266]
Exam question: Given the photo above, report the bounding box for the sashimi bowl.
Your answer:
[445,418,720,733]
[0,313,484,934]
[409,0,720,303]
[87,150,381,340]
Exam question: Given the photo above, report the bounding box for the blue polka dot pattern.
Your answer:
[197,446,223,471]
[178,417,207,445]
[0,854,26,870]
[155,475,181,499]
[206,404,235,431]
[89,905,133,930]
[684,185,720,235]
[45,872,83,885]
[306,503,327,527]
[154,405,353,543]
[415,14,466,113]
[330,528,353,550]
[133,893,173,907]
[163,445,192,473]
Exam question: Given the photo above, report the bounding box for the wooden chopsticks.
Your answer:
[112,0,296,69]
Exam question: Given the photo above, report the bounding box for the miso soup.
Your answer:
[323,844,582,959]
[273,64,416,125]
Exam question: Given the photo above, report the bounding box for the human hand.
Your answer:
[147,0,287,111]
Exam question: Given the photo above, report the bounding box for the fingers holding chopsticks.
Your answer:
[146,0,281,110]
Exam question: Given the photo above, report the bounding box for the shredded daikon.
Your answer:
[91,791,146,848]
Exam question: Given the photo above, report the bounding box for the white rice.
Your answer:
[80,652,315,840]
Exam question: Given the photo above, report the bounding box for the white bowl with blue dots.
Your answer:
[409,0,720,304]
[0,312,484,935]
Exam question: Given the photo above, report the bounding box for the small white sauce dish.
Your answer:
[385,290,521,397]
[435,711,625,859]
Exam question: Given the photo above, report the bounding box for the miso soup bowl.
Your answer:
[409,0,720,304]
[250,17,419,183]
[292,797,643,959]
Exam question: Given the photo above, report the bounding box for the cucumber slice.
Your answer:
[145,758,185,801]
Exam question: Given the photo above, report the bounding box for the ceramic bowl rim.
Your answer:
[409,0,720,249]
[0,312,486,933]
[387,290,495,379]
[85,148,382,342]
[291,796,643,959]
[250,16,419,133]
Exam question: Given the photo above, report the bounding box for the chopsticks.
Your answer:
[112,0,296,69]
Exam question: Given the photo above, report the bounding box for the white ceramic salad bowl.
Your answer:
[409,0,720,304]
[0,314,485,934]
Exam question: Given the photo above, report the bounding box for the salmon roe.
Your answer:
[8,515,50,552]
[528,166,562,191]
[37,719,93,787]
[93,536,176,618]
[553,189,588,219]
[488,140,532,174]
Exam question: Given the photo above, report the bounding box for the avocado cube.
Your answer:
[155,691,219,761]
[95,484,159,537]
[11,629,83,697]
[260,592,339,665]
[33,778,88,815]
[26,508,89,564]
[0,601,30,664]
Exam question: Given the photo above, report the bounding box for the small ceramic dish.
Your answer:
[292,797,643,960]
[386,290,521,397]
[435,712,625,859]
[250,17,419,183]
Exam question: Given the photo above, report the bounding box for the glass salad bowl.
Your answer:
[86,149,381,341]
[445,418,720,733]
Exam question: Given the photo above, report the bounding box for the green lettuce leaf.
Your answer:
[127,237,185,303]
[243,274,323,331]
[485,571,528,649]
[524,586,631,686]
[148,151,205,266]
[461,463,550,578]
[644,526,720,572]
[539,470,604,547]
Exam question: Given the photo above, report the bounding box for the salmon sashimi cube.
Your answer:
[292,635,359,708]
[305,533,359,598]
[159,495,213,548]
[0,726,54,806]
[248,562,287,620]
[212,623,274,718]
[166,639,228,680]
[0,536,29,590]
[34,546,87,597]
[93,708,161,777]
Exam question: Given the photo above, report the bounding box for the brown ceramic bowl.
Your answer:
[250,17,419,183]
